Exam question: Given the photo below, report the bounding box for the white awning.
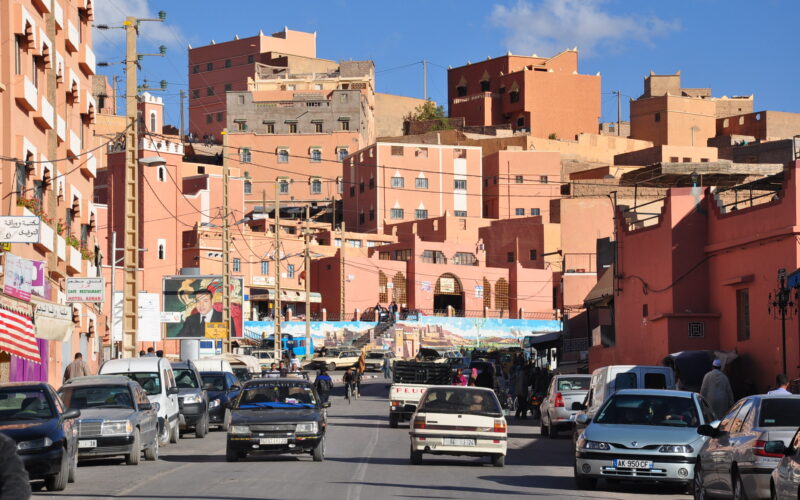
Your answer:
[31,297,74,342]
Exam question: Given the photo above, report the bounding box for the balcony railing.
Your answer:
[452,92,499,105]
[66,20,79,52]
[56,115,66,142]
[79,45,95,76]
[34,95,53,129]
[15,75,38,112]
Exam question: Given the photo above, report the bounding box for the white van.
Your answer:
[193,358,234,375]
[100,357,181,446]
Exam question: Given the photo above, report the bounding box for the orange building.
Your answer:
[447,50,601,140]
[482,150,561,219]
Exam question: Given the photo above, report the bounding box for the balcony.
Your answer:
[15,75,38,112]
[57,236,66,262]
[33,95,54,130]
[56,115,66,142]
[68,129,81,157]
[66,21,79,53]
[31,0,50,14]
[67,247,82,274]
[81,152,96,178]
[34,220,54,253]
[79,45,95,76]
[53,1,63,29]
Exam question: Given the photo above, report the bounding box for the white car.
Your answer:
[409,386,507,467]
[770,427,800,500]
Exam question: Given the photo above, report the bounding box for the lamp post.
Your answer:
[769,268,796,375]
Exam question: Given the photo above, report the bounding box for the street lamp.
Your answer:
[768,268,798,376]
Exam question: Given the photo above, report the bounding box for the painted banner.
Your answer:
[3,253,34,301]
[0,216,40,243]
[163,276,243,339]
[65,277,104,303]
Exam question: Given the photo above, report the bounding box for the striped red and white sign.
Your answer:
[0,308,40,363]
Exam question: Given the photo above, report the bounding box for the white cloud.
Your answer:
[490,0,680,58]
[93,0,185,57]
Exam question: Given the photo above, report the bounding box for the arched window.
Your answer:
[495,278,509,313]
[244,180,252,194]
[378,271,388,303]
[150,111,157,132]
[157,166,165,182]
[483,277,492,310]
[157,239,166,260]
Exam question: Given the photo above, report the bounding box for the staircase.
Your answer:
[353,321,392,349]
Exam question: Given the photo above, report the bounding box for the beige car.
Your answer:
[305,349,361,371]
[409,386,507,467]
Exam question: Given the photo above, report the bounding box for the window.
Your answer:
[233,258,240,272]
[456,85,467,97]
[244,180,252,194]
[334,239,342,247]
[266,123,275,134]
[654,112,661,122]
[454,179,467,190]
[415,209,428,220]
[347,239,362,248]
[235,120,247,132]
[454,210,467,217]
[415,147,428,158]
[279,180,289,194]
[369,208,375,220]
[391,177,405,188]
[736,289,750,341]
[157,166,165,182]
[453,252,476,266]
[369,177,374,189]
[311,149,322,162]
[349,186,355,197]
[644,373,667,390]
[224,59,231,68]
[529,249,537,260]
[224,84,232,92]
[540,175,548,184]
[515,208,525,216]
[415,178,428,189]
[359,181,364,193]
[288,122,298,134]
[507,252,515,262]
[393,249,412,261]
[310,179,322,194]
[509,90,520,103]
[643,304,649,318]
[314,122,323,133]
[287,264,295,278]
[390,208,404,219]
[314,84,323,90]
[277,149,289,163]
[530,208,540,216]
[480,80,490,92]
[15,35,23,75]
[206,114,213,124]
[340,120,350,131]
[261,261,269,275]
[197,166,206,174]
[516,117,525,128]
[338,149,348,161]
[359,212,365,224]
[32,55,40,88]
[192,64,199,74]
[238,95,245,105]
[338,179,344,194]
[216,112,223,122]
[247,55,255,64]
[391,146,404,156]
[515,175,523,184]
[206,62,213,71]
[158,242,165,260]
[206,87,214,96]
[192,89,200,99]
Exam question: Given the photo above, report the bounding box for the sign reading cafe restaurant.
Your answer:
[66,278,105,303]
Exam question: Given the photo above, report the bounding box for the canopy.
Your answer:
[31,297,74,342]
[0,295,40,363]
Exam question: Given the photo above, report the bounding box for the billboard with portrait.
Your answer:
[163,276,243,339]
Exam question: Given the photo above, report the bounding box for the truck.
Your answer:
[388,361,452,428]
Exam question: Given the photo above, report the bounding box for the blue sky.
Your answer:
[94,0,799,130]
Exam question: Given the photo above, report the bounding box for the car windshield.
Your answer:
[557,377,590,391]
[61,385,134,409]
[367,353,385,359]
[0,389,54,420]
[235,382,317,409]
[419,388,502,417]
[759,399,800,427]
[595,394,699,427]
[173,369,199,389]
[201,374,226,391]
[119,372,161,396]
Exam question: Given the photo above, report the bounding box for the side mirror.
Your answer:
[167,387,179,395]
[764,440,787,456]
[230,385,241,392]
[322,402,331,408]
[62,408,80,420]
[576,414,590,425]
[139,403,152,411]
[697,424,719,437]
[571,402,585,411]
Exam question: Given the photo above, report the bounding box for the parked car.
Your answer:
[694,395,800,500]
[100,357,181,446]
[409,386,507,467]
[59,376,159,464]
[769,426,800,500]
[225,378,329,462]
[251,350,278,372]
[304,349,361,371]
[171,361,209,438]
[540,374,591,438]
[193,358,234,375]
[365,350,394,371]
[573,389,710,492]
[200,371,241,431]
[0,382,79,491]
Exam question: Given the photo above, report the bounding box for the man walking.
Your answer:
[700,359,735,419]
[768,374,792,395]
[314,369,333,403]
[63,352,90,383]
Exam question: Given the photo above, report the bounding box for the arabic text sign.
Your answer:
[3,253,33,301]
[0,216,41,243]
[204,322,228,339]
[66,277,105,303]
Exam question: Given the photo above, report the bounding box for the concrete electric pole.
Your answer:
[304,205,311,360]
[339,221,346,321]
[273,178,284,362]
[221,129,231,351]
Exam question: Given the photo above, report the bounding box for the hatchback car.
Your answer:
[540,374,591,438]
[769,427,800,500]
[574,389,711,491]
[694,395,800,500]
[171,361,209,438]
[409,386,507,467]
[0,382,80,491]
[200,371,241,431]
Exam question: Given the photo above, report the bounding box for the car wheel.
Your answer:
[68,449,77,483]
[693,463,706,500]
[733,472,747,500]
[221,409,231,432]
[195,413,208,439]
[169,420,179,444]
[573,462,597,490]
[389,413,399,428]
[491,454,505,467]
[144,436,159,461]
[225,446,239,462]
[158,419,170,446]
[312,437,325,462]
[327,363,336,372]
[44,448,70,491]
[547,416,558,438]
[410,450,423,465]
[126,429,141,465]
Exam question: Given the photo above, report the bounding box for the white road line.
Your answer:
[346,411,381,500]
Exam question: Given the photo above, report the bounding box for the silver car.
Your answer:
[695,395,800,500]
[540,374,591,438]
[769,426,800,500]
[574,389,711,491]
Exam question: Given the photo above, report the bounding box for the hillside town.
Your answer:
[2,2,800,499]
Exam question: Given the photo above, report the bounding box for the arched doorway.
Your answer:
[434,273,464,314]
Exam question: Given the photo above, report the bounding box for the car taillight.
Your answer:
[413,416,426,429]
[753,440,784,458]
[554,392,564,408]
[493,419,507,433]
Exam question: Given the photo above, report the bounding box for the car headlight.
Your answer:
[295,422,318,434]
[583,440,611,451]
[229,425,250,435]
[17,437,53,450]
[183,395,203,405]
[659,445,693,453]
[102,420,133,436]
[152,402,161,412]
[209,399,220,408]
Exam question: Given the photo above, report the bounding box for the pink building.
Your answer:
[343,143,483,233]
[482,150,561,219]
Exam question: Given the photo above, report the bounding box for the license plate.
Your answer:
[259,438,288,445]
[443,438,475,446]
[79,440,97,448]
[613,459,653,469]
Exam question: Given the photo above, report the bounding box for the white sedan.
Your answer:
[409,386,507,467]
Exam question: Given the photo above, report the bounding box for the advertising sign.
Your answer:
[138,293,161,342]
[204,322,228,339]
[3,253,34,301]
[439,277,455,293]
[66,277,105,303]
[30,261,45,297]
[163,276,243,339]
[474,285,483,298]
[0,216,40,243]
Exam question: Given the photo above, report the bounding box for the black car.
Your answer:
[200,371,241,431]
[226,378,329,462]
[171,361,209,438]
[0,382,80,491]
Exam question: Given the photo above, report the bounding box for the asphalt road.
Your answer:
[34,378,693,500]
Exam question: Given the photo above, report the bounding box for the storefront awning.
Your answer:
[250,289,321,303]
[31,297,74,342]
[0,293,40,363]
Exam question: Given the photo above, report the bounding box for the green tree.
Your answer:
[404,100,452,131]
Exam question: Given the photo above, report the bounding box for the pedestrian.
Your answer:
[700,359,735,419]
[382,355,392,380]
[290,353,301,371]
[155,350,164,358]
[63,352,90,383]
[138,350,146,357]
[768,374,792,395]
[452,368,467,386]
[278,361,288,377]
[314,369,333,403]
[468,368,478,386]
[0,432,31,499]
[514,364,530,420]
[389,301,398,322]
[145,347,156,357]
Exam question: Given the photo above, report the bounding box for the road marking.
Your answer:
[346,411,381,500]
[114,461,193,497]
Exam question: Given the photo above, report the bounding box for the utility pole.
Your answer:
[112,75,118,115]
[122,16,139,358]
[422,59,427,100]
[274,178,283,363]
[179,89,185,141]
[304,205,311,360]
[221,129,230,352]
[110,231,118,358]
[339,221,346,320]
[615,90,621,136]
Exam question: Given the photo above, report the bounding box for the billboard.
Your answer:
[163,276,243,339]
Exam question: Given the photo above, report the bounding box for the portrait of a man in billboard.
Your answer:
[164,277,242,339]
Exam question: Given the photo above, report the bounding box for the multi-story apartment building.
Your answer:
[482,150,561,220]
[0,0,103,384]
